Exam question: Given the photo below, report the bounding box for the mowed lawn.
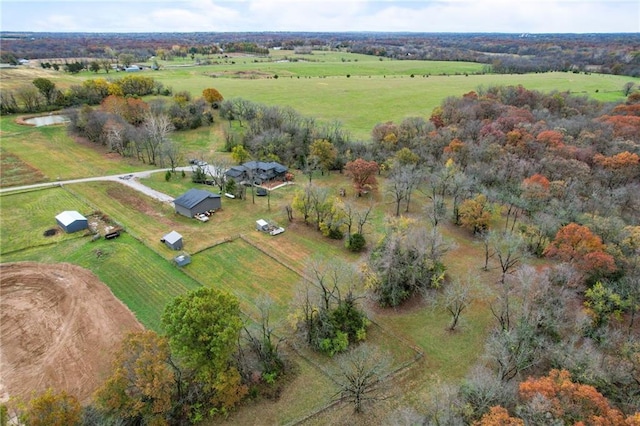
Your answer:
[184,238,302,322]
[0,187,91,253]
[0,116,148,186]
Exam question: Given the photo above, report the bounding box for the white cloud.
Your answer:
[1,0,638,32]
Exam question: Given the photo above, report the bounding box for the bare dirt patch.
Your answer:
[0,262,144,405]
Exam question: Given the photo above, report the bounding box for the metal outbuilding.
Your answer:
[173,189,222,218]
[55,211,88,233]
[162,231,183,250]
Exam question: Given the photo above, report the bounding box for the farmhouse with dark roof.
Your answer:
[225,161,288,185]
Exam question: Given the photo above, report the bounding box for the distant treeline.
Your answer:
[1,32,639,77]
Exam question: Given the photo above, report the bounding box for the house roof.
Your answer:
[243,161,287,172]
[163,231,182,244]
[55,210,87,226]
[173,189,220,209]
[227,161,288,178]
[225,167,245,178]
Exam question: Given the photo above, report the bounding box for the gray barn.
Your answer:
[173,189,222,218]
[162,231,183,250]
[55,211,88,233]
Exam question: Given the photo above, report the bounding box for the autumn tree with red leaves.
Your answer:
[544,223,616,279]
[521,174,551,209]
[344,158,379,196]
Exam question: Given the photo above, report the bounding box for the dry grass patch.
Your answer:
[0,148,48,187]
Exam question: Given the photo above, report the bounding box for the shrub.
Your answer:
[347,233,366,252]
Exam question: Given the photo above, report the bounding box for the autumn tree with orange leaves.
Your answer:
[101,94,149,125]
[518,369,634,425]
[474,406,523,426]
[94,331,176,425]
[475,370,639,426]
[202,87,224,108]
[18,388,82,426]
[521,174,551,212]
[544,223,616,280]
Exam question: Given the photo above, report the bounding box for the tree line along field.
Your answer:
[1,50,637,141]
[1,50,639,424]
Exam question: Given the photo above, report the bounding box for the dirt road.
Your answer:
[0,167,189,203]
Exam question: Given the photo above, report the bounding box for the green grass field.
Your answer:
[0,186,91,253]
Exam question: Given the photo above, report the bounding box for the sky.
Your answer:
[1,0,639,34]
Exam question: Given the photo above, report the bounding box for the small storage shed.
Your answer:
[173,189,222,218]
[162,231,183,250]
[256,219,269,232]
[174,253,191,267]
[55,211,88,233]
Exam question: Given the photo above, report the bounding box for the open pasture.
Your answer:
[158,70,637,140]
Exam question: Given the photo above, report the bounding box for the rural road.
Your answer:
[0,167,196,204]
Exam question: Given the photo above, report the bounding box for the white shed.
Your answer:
[55,211,88,233]
[162,231,183,250]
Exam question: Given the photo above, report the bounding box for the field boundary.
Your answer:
[284,318,424,425]
[238,234,307,277]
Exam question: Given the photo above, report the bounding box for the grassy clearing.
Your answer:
[221,354,336,426]
[0,116,148,186]
[185,238,302,322]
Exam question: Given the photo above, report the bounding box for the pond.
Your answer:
[23,115,69,127]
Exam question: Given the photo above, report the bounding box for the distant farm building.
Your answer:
[173,189,221,218]
[226,161,288,185]
[162,231,183,250]
[55,211,88,233]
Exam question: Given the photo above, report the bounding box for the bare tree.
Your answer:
[142,111,174,165]
[387,162,423,217]
[240,296,284,377]
[489,230,526,286]
[206,158,232,193]
[623,81,636,96]
[328,344,391,413]
[160,139,182,171]
[442,275,477,331]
